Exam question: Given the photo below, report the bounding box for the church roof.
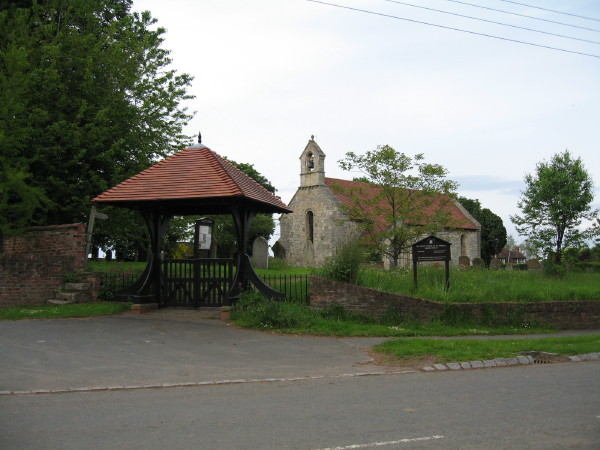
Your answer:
[324,177,479,231]
[496,247,526,261]
[93,145,292,214]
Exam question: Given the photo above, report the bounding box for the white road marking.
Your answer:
[315,435,445,449]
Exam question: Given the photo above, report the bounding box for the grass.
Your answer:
[231,293,556,337]
[375,335,600,363]
[0,302,131,320]
[87,259,312,277]
[358,267,600,303]
[231,294,600,362]
[87,260,146,275]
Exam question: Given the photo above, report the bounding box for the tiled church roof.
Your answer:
[325,177,479,231]
[93,145,292,214]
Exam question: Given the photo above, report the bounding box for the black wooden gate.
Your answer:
[162,259,233,308]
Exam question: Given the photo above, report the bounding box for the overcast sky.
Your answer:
[132,0,600,245]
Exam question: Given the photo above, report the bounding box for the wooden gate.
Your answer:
[162,259,233,308]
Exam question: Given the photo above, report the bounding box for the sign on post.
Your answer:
[412,236,452,291]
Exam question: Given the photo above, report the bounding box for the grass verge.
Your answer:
[0,302,131,321]
[231,293,556,337]
[375,335,600,363]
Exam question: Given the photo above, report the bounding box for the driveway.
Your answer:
[0,310,389,393]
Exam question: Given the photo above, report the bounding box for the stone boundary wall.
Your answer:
[0,223,87,307]
[310,276,600,330]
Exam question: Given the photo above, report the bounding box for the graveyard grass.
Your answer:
[356,266,600,303]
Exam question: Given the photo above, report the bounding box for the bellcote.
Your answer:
[300,136,326,187]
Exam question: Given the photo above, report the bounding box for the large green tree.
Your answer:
[336,145,458,268]
[511,150,599,265]
[0,0,193,240]
[458,196,507,262]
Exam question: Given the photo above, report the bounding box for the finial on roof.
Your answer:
[311,135,314,140]
[198,131,202,144]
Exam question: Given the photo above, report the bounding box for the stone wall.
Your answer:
[279,185,357,267]
[0,223,87,307]
[310,276,600,330]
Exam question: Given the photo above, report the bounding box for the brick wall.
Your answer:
[310,276,600,330]
[0,223,87,307]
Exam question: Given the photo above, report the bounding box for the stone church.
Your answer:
[277,138,481,268]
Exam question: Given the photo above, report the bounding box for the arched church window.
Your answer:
[306,211,314,243]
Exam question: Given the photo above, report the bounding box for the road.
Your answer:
[1,312,599,449]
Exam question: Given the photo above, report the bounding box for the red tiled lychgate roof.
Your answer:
[93,145,292,214]
[325,177,479,231]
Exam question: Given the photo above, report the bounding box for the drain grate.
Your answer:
[519,351,568,364]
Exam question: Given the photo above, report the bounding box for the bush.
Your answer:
[320,240,365,284]
[232,291,314,329]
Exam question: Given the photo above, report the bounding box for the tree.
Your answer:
[511,150,599,265]
[458,196,507,262]
[336,145,458,268]
[0,0,194,240]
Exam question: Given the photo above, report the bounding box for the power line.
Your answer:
[382,0,600,45]
[306,0,600,59]
[498,0,600,23]
[445,0,600,33]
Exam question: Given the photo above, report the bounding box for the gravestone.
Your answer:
[472,257,485,269]
[251,236,269,270]
[527,259,543,273]
[458,255,470,268]
[489,258,503,269]
[272,240,286,259]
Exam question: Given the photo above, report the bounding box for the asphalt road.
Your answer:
[1,311,599,449]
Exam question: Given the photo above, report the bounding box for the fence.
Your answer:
[99,271,310,304]
[255,274,310,303]
[98,272,139,302]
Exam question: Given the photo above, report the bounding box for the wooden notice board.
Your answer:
[412,236,452,291]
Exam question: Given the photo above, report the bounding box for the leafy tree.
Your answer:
[0,0,194,239]
[458,196,507,262]
[336,145,458,268]
[511,150,599,265]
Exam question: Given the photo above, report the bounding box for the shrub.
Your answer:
[320,240,365,284]
[232,291,314,329]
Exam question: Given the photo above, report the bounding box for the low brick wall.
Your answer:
[0,223,87,307]
[310,276,600,330]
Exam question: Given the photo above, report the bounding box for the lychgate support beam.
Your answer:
[228,205,284,303]
[116,209,172,305]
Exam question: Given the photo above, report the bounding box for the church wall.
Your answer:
[436,228,481,267]
[279,185,357,267]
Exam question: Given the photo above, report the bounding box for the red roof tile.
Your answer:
[93,145,292,213]
[325,177,479,231]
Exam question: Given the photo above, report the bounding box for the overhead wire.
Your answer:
[305,0,600,59]
[381,0,600,45]
[444,0,600,33]
[498,0,600,23]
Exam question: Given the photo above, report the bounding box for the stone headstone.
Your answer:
[251,236,269,270]
[272,240,286,259]
[527,259,543,273]
[472,257,485,269]
[489,258,503,270]
[458,255,470,268]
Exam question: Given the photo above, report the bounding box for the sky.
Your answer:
[132,0,600,246]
